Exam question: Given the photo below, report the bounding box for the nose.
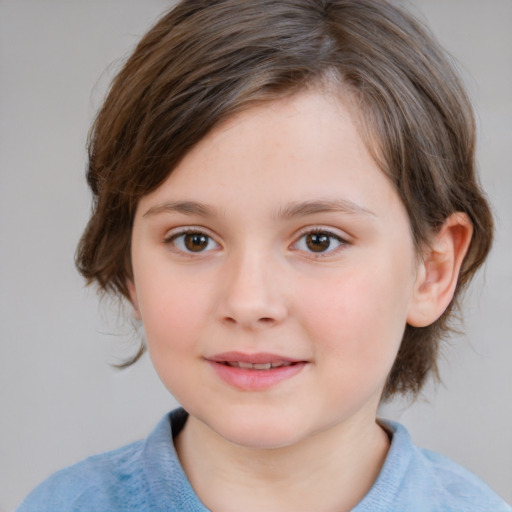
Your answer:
[216,250,288,329]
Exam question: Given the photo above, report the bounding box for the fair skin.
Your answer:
[128,90,472,512]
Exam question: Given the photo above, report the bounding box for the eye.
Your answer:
[166,230,220,254]
[292,229,346,255]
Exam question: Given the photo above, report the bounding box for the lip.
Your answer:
[206,352,308,391]
[208,351,304,365]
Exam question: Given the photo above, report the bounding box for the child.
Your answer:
[17,0,511,510]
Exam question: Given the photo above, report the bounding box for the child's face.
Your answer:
[129,90,422,449]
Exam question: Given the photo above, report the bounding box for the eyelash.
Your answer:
[291,228,348,258]
[163,227,349,257]
[164,228,221,255]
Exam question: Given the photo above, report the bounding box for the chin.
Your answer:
[205,408,310,450]
[224,427,304,450]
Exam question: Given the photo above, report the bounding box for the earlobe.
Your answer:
[127,279,142,320]
[407,212,473,327]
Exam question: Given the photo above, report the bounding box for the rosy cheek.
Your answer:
[303,271,397,356]
[140,285,195,349]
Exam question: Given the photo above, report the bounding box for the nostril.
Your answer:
[222,316,275,326]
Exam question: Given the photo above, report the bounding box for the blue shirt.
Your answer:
[17,408,511,511]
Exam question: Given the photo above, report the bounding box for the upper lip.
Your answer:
[207,351,305,364]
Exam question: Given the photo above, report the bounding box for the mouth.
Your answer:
[207,352,307,390]
[208,351,304,368]
[221,361,297,370]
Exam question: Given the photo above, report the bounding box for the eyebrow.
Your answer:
[275,199,376,220]
[143,201,215,218]
[142,198,376,220]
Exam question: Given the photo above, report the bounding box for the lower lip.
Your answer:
[208,361,307,391]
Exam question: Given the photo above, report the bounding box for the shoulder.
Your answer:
[16,409,206,512]
[411,445,510,511]
[357,420,511,512]
[16,439,148,512]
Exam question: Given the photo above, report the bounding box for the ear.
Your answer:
[127,279,142,321]
[407,212,473,327]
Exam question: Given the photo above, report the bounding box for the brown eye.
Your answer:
[292,230,345,255]
[184,233,209,252]
[168,231,219,254]
[305,232,332,252]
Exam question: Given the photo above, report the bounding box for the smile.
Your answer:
[222,361,295,370]
[207,352,307,391]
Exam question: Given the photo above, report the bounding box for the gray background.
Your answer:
[0,0,510,509]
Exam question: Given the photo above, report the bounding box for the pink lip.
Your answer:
[208,351,303,364]
[206,352,308,391]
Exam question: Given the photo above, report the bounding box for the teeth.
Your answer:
[272,362,292,368]
[224,361,294,370]
[253,363,272,370]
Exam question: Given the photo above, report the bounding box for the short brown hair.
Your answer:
[76,0,493,399]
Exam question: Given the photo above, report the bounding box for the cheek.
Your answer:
[299,263,411,367]
[136,272,208,356]
[136,274,213,402]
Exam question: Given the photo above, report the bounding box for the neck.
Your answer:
[174,409,390,512]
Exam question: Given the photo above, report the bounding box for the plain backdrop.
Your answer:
[0,0,511,509]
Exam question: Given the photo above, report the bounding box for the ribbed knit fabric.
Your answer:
[17,408,511,512]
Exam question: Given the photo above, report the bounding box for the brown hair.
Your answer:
[76,0,493,399]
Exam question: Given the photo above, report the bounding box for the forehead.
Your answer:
[137,90,405,228]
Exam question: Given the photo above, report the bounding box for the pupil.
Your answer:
[184,233,208,252]
[306,233,330,252]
